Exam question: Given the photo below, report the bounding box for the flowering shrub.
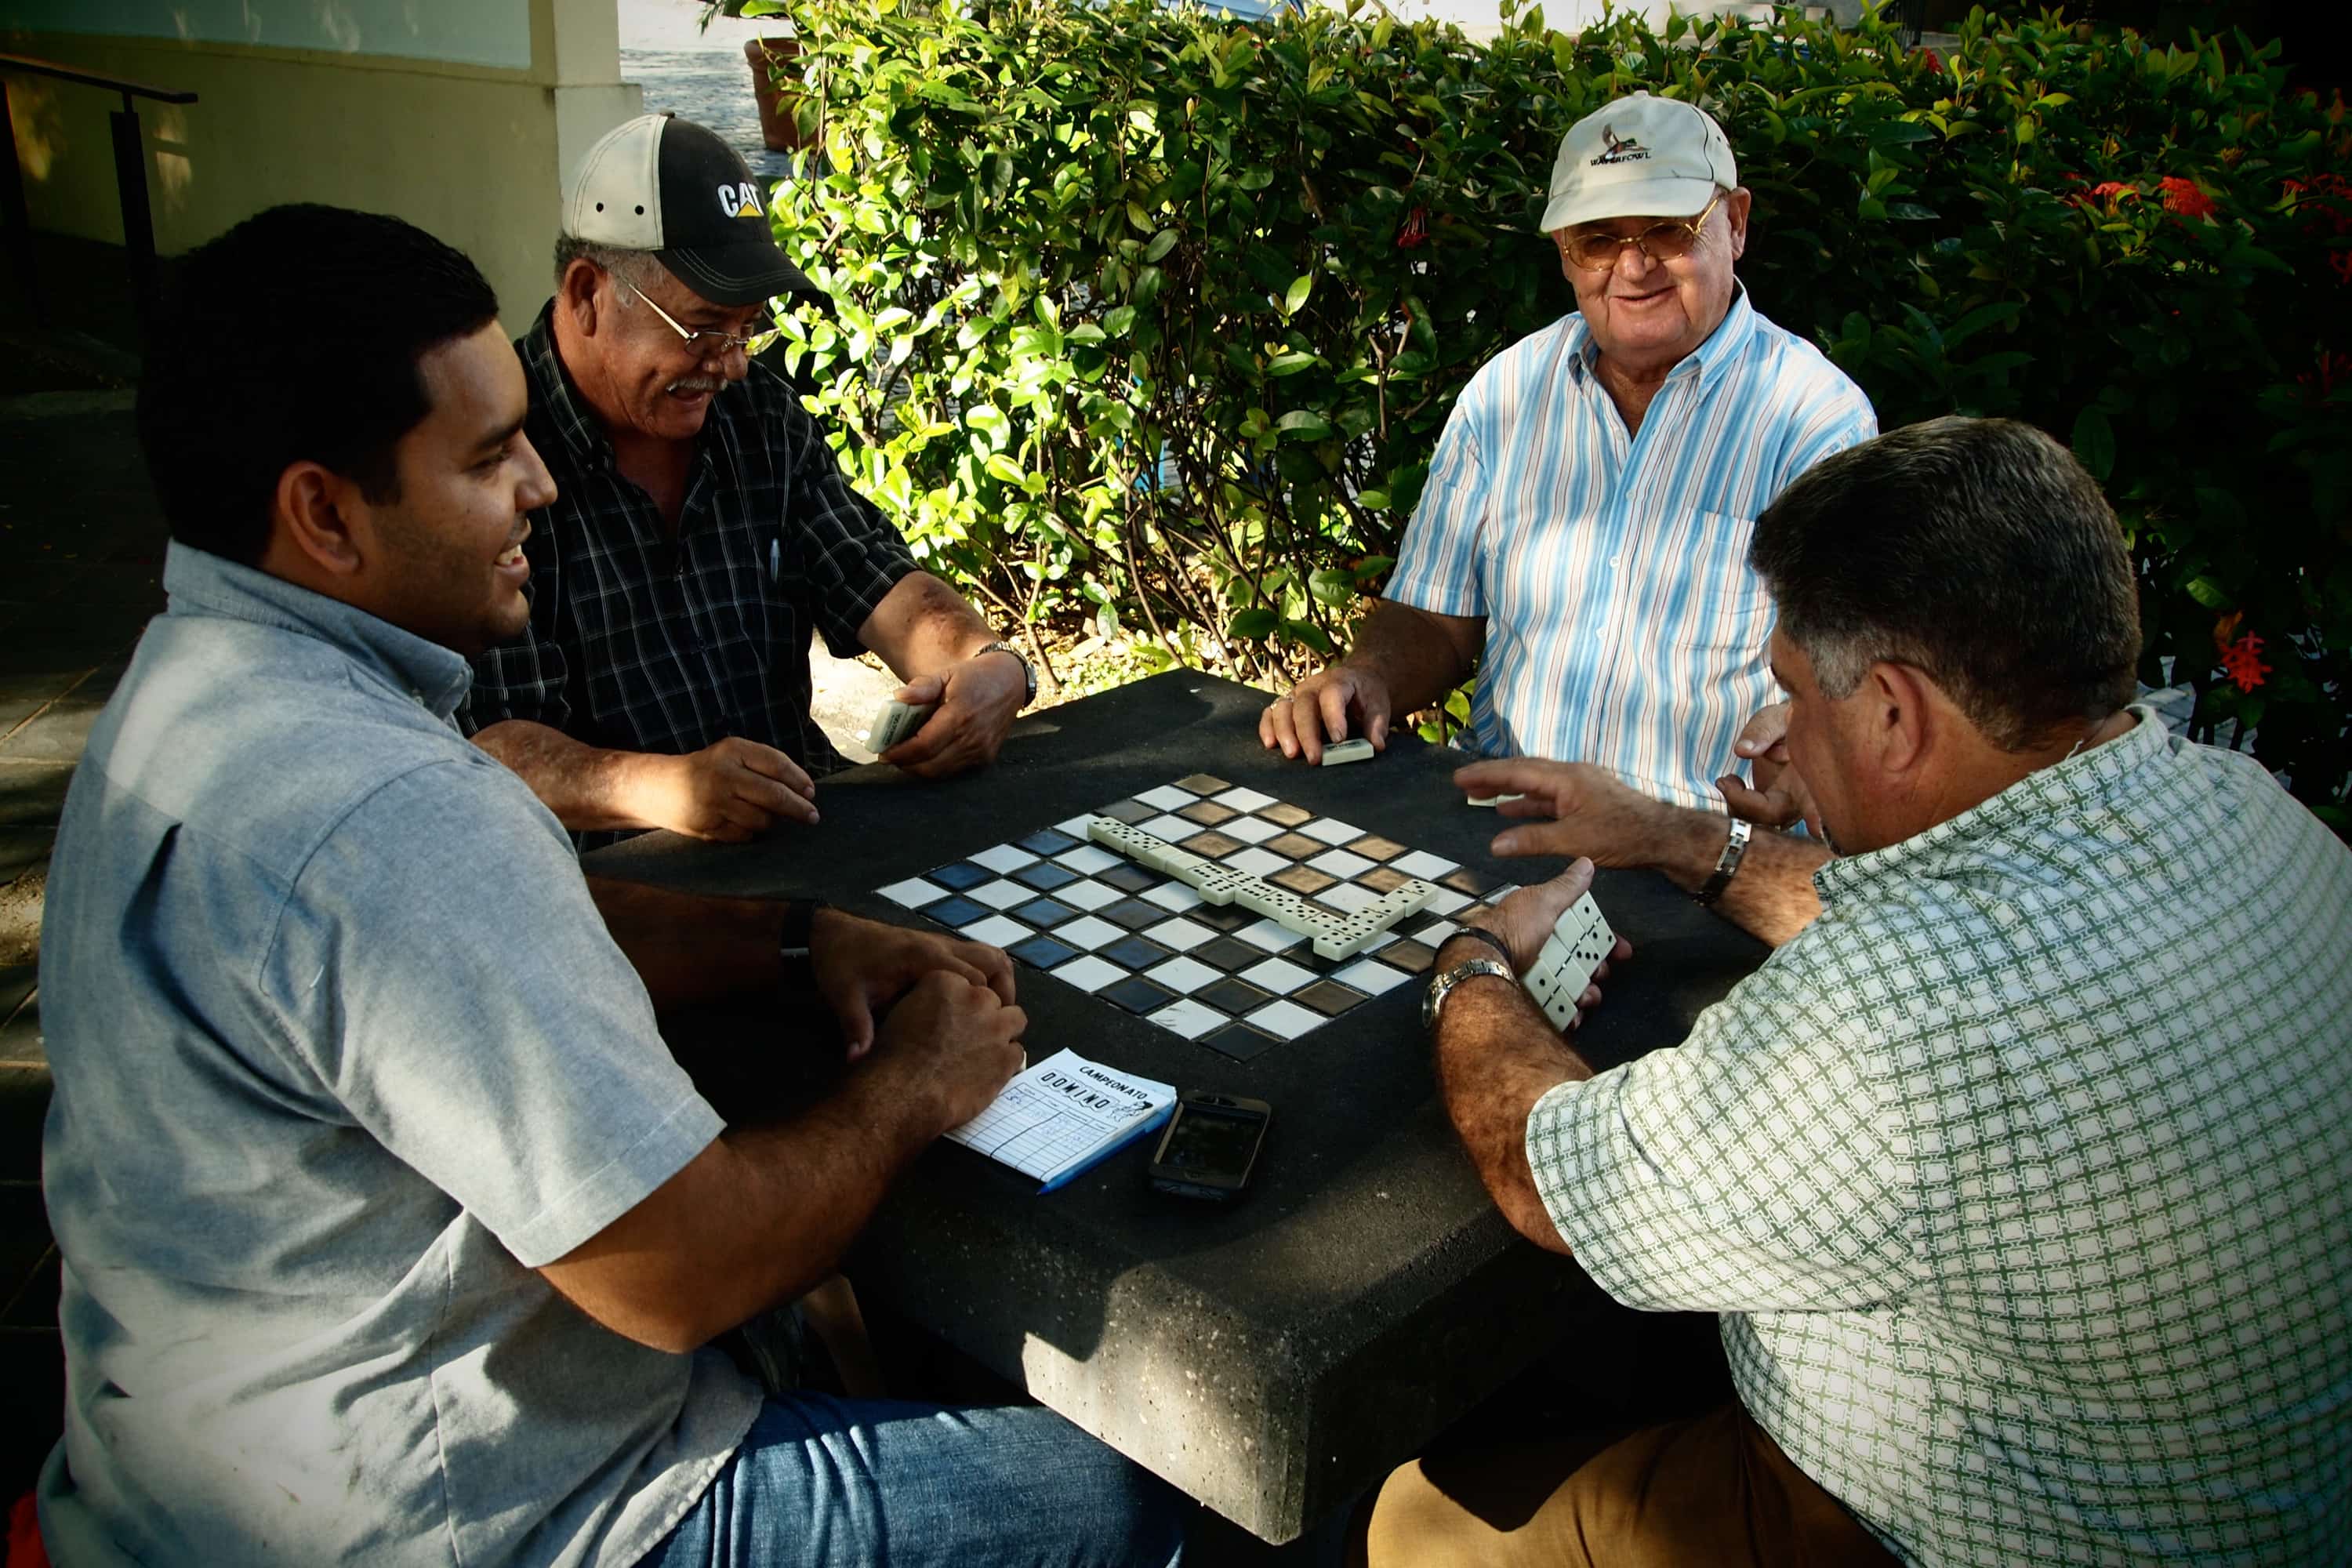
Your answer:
[762,0,2351,829]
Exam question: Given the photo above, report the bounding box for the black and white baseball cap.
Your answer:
[561,112,819,307]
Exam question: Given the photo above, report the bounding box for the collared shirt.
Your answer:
[1526,712,2352,1566]
[37,543,760,1566]
[1386,288,1875,810]
[459,303,920,776]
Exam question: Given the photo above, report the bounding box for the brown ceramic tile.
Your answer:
[1442,866,1503,896]
[1261,832,1326,860]
[1256,801,1312,828]
[1098,798,1156,824]
[1100,897,1168,931]
[1269,864,1338,897]
[1178,829,1244,858]
[1189,905,1255,933]
[1378,938,1438,974]
[1347,834,1406,862]
[1174,773,1232,795]
[1175,799,1239,827]
[1293,978,1370,1016]
[1192,935,1264,972]
[1356,866,1412,895]
[1196,977,1274,1015]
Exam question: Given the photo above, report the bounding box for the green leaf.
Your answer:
[1102,305,1137,336]
[1355,489,1391,510]
[1283,273,1314,317]
[1145,228,1179,263]
[2184,575,2234,611]
[1266,350,1321,376]
[984,453,1028,485]
[1278,619,1335,656]
[1308,568,1356,606]
[1228,608,1279,640]
[1275,409,1332,441]
[2071,405,2115,482]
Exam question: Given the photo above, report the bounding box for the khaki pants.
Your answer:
[1357,1401,1901,1568]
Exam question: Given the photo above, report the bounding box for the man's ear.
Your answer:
[559,260,606,338]
[270,461,367,579]
[1723,187,1752,262]
[1865,660,1935,779]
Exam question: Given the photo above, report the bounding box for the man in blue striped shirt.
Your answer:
[1261,92,1875,814]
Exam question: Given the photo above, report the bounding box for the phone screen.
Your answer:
[1158,1104,1265,1178]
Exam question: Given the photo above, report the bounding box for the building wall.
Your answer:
[2,0,639,328]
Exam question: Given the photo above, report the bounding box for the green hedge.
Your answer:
[760,0,2352,828]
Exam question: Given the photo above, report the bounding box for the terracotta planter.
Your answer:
[744,36,808,153]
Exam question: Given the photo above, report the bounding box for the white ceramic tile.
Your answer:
[1059,880,1120,912]
[1319,882,1382,916]
[1236,917,1305,953]
[878,877,943,908]
[1055,844,1121,875]
[1227,847,1288,877]
[1425,887,1473,916]
[1144,956,1221,993]
[1245,999,1324,1040]
[971,843,1039,874]
[1138,784,1196,811]
[1054,954,1125,993]
[1219,815,1280,844]
[1214,786,1278,812]
[1364,929,1399,951]
[1392,849,1457,879]
[1414,919,1459,946]
[1054,915,1125,950]
[1301,816,1365,845]
[967,878,1030,910]
[1334,957,1410,995]
[1240,956,1316,994]
[1054,815,1098,838]
[1139,813,1194,842]
[1143,916,1216,952]
[962,914,1030,947]
[1306,848,1374,880]
[1144,881,1204,912]
[1149,998,1227,1040]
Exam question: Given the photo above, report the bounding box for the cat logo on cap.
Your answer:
[716,180,764,219]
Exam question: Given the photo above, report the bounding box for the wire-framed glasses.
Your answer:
[618,278,779,358]
[1559,191,1724,272]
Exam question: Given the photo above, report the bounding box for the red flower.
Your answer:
[1918,47,1942,71]
[2220,633,2270,693]
[1396,205,1428,249]
[2159,176,2217,218]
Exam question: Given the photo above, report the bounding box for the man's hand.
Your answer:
[1448,860,1633,1029]
[626,737,818,840]
[880,651,1025,779]
[1261,664,1393,764]
[868,970,1029,1134]
[1453,758,1677,869]
[810,908,1017,1059]
[1715,701,1821,835]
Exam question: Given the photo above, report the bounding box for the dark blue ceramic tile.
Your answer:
[1011,897,1076,928]
[1007,935,1080,970]
[1017,828,1083,856]
[919,895,989,928]
[925,861,992,891]
[1200,1022,1280,1061]
[1100,935,1172,971]
[1102,975,1178,1014]
[1011,861,1080,892]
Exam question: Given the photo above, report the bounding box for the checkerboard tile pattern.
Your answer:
[876,774,1510,1059]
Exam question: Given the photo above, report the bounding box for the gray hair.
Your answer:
[1749,416,2140,752]
[551,234,662,291]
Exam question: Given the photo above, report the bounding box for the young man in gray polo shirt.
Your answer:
[34,205,1181,1567]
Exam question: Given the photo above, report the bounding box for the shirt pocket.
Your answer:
[1663,509,1776,664]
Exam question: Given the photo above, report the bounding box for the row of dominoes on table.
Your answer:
[1083,815,1436,961]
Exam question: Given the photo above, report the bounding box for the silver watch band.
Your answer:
[1421,956,1518,1033]
[1696,815,1752,906]
[978,639,1036,708]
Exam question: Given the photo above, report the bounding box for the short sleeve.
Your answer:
[778,390,920,657]
[459,557,572,737]
[1526,975,1918,1315]
[1384,387,1492,621]
[1775,377,1878,498]
[262,759,722,1266]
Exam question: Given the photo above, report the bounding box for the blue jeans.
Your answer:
[642,1393,1188,1567]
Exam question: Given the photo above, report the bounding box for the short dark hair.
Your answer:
[136,204,499,567]
[1749,416,2141,751]
[551,233,659,289]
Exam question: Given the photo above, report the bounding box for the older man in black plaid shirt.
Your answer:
[460,114,1033,842]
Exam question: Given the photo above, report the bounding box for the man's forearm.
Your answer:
[859,571,996,678]
[1346,600,1479,720]
[1429,946,1592,1254]
[474,718,661,833]
[1646,808,1831,948]
[585,875,792,1009]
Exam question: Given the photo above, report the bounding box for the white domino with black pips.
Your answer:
[865,699,937,753]
[1521,894,1617,1032]
[1085,815,1432,960]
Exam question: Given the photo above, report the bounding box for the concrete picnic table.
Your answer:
[591,670,1767,1543]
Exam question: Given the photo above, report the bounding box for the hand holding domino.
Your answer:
[865,698,938,755]
[1519,894,1618,1033]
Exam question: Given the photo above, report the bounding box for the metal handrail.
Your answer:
[0,51,201,334]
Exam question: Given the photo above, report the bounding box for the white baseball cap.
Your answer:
[1539,92,1737,233]
[562,113,818,307]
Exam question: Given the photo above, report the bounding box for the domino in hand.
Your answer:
[866,699,937,753]
[1320,738,1375,767]
[1520,893,1617,1033]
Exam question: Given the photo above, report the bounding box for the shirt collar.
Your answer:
[521,299,616,472]
[160,541,474,720]
[1565,281,1756,393]
[1813,706,2174,906]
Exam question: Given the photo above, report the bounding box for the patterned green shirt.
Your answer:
[1527,711,2352,1566]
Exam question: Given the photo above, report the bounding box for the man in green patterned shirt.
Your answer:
[1376,418,2352,1566]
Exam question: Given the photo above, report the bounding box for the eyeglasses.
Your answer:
[1558,191,1724,272]
[617,278,779,358]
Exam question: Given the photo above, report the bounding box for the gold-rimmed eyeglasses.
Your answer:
[1559,191,1724,272]
[617,278,779,359]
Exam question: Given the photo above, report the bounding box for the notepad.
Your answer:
[946,1049,1178,1193]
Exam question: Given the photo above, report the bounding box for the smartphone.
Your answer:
[1147,1092,1272,1202]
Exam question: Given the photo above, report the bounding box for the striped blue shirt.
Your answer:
[1387,287,1875,810]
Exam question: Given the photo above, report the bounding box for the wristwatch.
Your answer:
[778,898,829,963]
[1695,816,1751,906]
[978,640,1036,709]
[1421,956,1517,1032]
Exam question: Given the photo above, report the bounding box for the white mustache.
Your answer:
[666,377,725,395]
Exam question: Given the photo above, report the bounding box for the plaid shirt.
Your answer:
[1530,713,2352,1566]
[459,303,918,778]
